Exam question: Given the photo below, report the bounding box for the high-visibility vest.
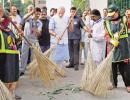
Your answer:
[104,16,128,39]
[0,30,19,54]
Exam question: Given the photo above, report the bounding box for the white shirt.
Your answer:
[24,18,42,40]
[49,15,69,44]
[91,18,106,65]
[92,18,105,42]
[11,14,22,25]
[9,15,22,38]
[81,16,94,42]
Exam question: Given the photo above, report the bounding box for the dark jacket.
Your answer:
[38,18,50,46]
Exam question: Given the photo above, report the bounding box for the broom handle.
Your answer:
[10,20,32,46]
[59,1,84,43]
[7,1,31,45]
[55,17,72,45]
[60,19,71,39]
[110,23,125,52]
[5,7,33,46]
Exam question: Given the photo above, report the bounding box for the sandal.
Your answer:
[126,86,130,93]
[108,85,117,90]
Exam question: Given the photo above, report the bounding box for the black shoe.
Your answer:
[66,64,74,68]
[20,72,24,76]
[80,63,84,65]
[15,94,22,100]
[74,66,79,71]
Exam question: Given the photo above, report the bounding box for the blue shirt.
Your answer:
[68,16,85,40]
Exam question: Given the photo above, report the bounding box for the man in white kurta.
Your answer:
[81,10,94,64]
[90,9,106,66]
[49,7,69,67]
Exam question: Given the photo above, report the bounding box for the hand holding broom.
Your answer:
[86,21,126,97]
[3,10,32,46]
[110,23,125,47]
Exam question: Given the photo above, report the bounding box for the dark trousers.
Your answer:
[68,39,80,67]
[112,62,130,87]
[127,34,130,54]
[40,45,50,53]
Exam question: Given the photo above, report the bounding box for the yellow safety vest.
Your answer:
[0,30,19,54]
[104,16,128,39]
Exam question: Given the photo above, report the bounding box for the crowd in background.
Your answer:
[1,3,130,100]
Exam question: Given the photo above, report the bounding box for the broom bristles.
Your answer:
[33,47,53,87]
[80,46,96,90]
[29,59,40,79]
[29,43,65,79]
[81,47,114,96]
[32,46,66,87]
[88,49,113,96]
[0,80,13,100]
[43,45,56,57]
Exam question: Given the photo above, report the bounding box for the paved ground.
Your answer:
[16,65,130,100]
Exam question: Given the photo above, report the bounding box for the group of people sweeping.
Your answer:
[1,2,130,100]
[81,4,130,96]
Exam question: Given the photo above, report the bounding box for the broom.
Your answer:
[80,40,96,90]
[87,48,113,96]
[85,22,125,96]
[34,0,86,78]
[0,80,13,100]
[28,43,41,79]
[28,24,68,80]
[28,12,75,79]
[43,0,85,58]
[29,43,65,81]
[7,16,56,87]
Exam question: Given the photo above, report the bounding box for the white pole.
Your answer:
[21,0,24,4]
[90,0,108,16]
[2,0,4,9]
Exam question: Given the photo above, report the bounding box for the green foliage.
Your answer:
[41,84,81,100]
[3,0,33,16]
[22,0,33,14]
[71,0,89,15]
[108,0,130,13]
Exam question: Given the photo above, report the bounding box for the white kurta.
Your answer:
[49,15,69,64]
[49,15,69,44]
[91,18,106,66]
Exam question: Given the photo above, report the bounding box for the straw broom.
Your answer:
[43,44,56,58]
[0,80,13,100]
[28,43,60,87]
[29,29,66,80]
[43,0,85,59]
[84,22,125,96]
[33,47,54,87]
[88,48,113,96]
[10,15,66,87]
[80,41,96,90]
[29,45,65,81]
[29,0,86,80]
[29,43,41,79]
[29,13,74,79]
[32,45,66,86]
[8,17,56,87]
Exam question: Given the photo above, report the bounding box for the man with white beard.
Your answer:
[49,7,73,68]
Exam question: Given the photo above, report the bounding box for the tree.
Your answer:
[108,0,130,10]
[71,0,90,15]
[3,0,33,16]
[108,0,130,15]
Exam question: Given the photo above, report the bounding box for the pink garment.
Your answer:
[104,32,111,55]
